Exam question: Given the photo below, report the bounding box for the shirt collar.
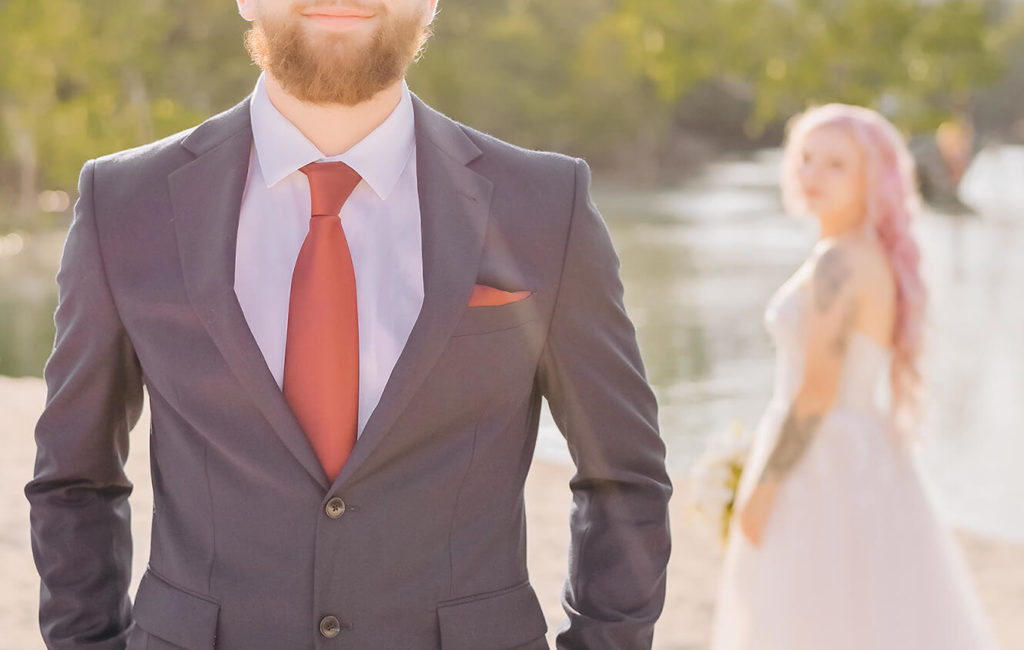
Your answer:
[249,72,415,200]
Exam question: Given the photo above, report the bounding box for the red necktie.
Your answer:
[284,162,362,482]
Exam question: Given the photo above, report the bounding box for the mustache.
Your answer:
[295,0,385,11]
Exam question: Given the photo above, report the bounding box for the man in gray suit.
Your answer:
[26,0,672,648]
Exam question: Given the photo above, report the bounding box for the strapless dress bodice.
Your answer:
[764,282,892,413]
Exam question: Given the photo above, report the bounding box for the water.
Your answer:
[3,148,1022,541]
[0,230,63,379]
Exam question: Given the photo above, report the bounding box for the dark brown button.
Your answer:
[325,497,346,519]
[320,615,341,638]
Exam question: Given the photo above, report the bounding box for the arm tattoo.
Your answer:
[813,247,852,312]
[757,248,853,485]
[758,409,822,484]
[830,303,858,356]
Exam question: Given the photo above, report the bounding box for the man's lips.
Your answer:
[301,7,375,28]
[302,7,374,19]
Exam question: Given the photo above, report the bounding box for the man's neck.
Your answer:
[263,73,404,157]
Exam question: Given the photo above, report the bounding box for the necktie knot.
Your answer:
[300,161,362,218]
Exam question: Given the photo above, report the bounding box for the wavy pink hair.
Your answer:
[780,104,928,444]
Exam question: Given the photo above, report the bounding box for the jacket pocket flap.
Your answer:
[437,581,547,649]
[452,292,540,337]
[133,569,219,650]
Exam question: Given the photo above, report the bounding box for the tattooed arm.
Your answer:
[739,241,863,546]
[758,242,860,487]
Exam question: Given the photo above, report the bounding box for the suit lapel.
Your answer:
[166,95,491,492]
[169,98,329,490]
[332,97,493,487]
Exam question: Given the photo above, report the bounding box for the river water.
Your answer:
[3,148,1022,540]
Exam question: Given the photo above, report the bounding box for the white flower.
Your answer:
[686,420,753,548]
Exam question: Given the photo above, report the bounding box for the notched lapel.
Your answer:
[168,100,328,490]
[332,98,494,488]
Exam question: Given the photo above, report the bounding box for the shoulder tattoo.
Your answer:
[813,247,852,313]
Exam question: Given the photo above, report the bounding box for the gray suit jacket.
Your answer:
[26,94,672,650]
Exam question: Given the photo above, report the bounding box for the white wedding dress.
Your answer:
[709,279,1001,650]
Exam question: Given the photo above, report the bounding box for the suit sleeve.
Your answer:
[537,158,672,649]
[25,158,144,650]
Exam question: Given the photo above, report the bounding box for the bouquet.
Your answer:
[684,420,752,549]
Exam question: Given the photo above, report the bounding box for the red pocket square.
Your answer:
[468,284,532,307]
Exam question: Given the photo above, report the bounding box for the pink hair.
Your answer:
[780,104,928,444]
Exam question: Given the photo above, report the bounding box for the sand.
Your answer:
[3,375,1022,649]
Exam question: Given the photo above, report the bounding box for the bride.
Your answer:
[709,104,1000,649]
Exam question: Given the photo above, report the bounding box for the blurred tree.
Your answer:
[975,1,1024,139]
[613,0,1006,134]
[0,0,1018,227]
[0,0,252,227]
[409,0,626,159]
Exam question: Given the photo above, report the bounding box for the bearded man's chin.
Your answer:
[245,9,427,107]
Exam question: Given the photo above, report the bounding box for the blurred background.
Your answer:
[2,0,1024,647]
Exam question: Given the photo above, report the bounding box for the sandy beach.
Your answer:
[3,375,1022,649]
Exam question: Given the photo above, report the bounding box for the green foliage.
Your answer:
[610,0,1007,133]
[0,0,253,224]
[0,0,1017,227]
[410,0,633,158]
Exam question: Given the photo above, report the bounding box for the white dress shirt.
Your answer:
[235,73,424,438]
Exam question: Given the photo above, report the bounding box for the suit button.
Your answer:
[320,615,341,638]
[325,497,346,519]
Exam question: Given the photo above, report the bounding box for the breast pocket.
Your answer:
[424,292,545,422]
[451,292,540,337]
